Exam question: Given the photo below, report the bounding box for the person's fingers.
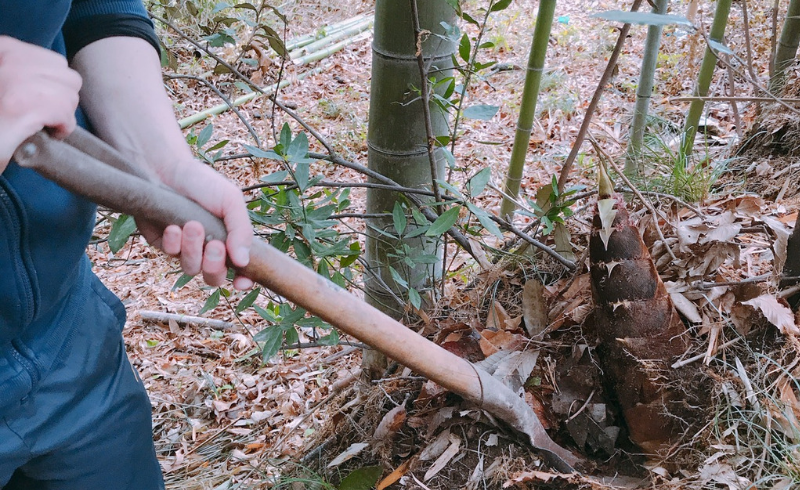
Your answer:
[179,221,205,276]
[201,240,227,286]
[232,276,254,291]
[221,188,252,268]
[161,225,182,256]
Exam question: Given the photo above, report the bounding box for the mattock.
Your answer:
[14,128,582,472]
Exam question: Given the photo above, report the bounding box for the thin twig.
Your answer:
[670,96,800,104]
[740,0,759,112]
[671,337,741,368]
[410,0,442,205]
[139,310,234,330]
[282,341,368,350]
[556,0,643,193]
[489,214,576,270]
[695,272,773,290]
[165,74,261,146]
[241,179,442,197]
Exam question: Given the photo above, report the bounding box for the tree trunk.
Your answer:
[499,0,556,219]
[363,0,456,379]
[769,0,800,94]
[680,0,733,160]
[624,0,668,176]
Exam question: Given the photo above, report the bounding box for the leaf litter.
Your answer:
[82,0,800,488]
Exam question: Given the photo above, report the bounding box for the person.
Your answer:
[0,1,254,488]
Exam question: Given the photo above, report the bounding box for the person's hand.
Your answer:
[135,158,254,290]
[0,36,82,172]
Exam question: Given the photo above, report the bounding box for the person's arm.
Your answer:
[70,37,253,289]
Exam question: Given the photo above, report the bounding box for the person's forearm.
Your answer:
[69,37,193,185]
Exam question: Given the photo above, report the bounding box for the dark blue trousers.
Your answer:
[0,267,164,489]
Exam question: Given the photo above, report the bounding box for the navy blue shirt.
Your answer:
[0,1,157,341]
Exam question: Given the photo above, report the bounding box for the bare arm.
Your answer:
[71,37,253,289]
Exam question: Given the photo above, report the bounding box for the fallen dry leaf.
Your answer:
[423,434,461,481]
[522,279,548,338]
[743,294,800,335]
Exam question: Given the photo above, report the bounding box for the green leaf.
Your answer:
[284,326,299,347]
[260,170,290,184]
[459,33,471,62]
[461,12,479,25]
[256,326,283,361]
[279,123,292,150]
[434,179,464,199]
[253,304,278,322]
[466,167,491,196]
[287,131,310,163]
[108,214,137,254]
[199,289,221,315]
[466,203,504,239]
[244,144,282,160]
[426,206,461,237]
[708,39,733,55]
[235,287,261,313]
[462,104,500,120]
[444,0,460,14]
[592,10,693,27]
[206,139,229,152]
[408,288,422,309]
[337,466,383,490]
[389,266,409,289]
[392,202,407,235]
[490,0,513,12]
[172,273,194,291]
[294,162,310,191]
[196,124,214,148]
[318,329,340,346]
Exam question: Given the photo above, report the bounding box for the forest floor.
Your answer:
[88,0,800,488]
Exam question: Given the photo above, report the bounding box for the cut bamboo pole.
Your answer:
[293,31,372,66]
[14,128,581,473]
[177,68,322,129]
[289,18,373,59]
[285,14,369,51]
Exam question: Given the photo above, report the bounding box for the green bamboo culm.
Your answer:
[769,0,800,94]
[499,0,556,219]
[624,0,668,177]
[679,0,733,161]
[363,0,456,378]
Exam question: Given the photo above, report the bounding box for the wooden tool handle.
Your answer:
[13,130,579,471]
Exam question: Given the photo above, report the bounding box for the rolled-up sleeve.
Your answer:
[62,0,160,60]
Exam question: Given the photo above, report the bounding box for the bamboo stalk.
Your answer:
[499,0,556,219]
[289,18,373,59]
[624,0,668,177]
[769,0,800,94]
[680,0,733,160]
[177,68,322,129]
